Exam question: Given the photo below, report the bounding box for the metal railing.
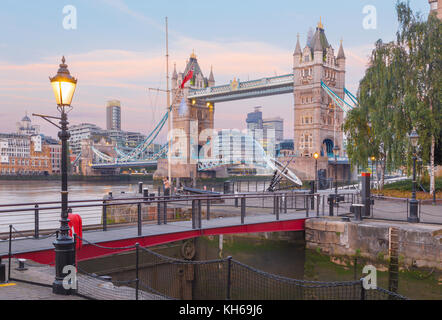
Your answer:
[0,191,335,240]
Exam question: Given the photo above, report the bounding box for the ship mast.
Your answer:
[166,17,172,185]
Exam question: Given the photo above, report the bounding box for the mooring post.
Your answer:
[34,204,39,239]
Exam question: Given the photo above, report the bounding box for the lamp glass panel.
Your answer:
[51,80,76,105]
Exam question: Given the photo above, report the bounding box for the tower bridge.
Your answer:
[86,19,356,182]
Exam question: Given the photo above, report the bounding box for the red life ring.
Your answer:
[68,213,83,248]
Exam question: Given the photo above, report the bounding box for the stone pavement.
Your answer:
[0,260,84,300]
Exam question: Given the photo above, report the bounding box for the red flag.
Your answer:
[180,69,194,89]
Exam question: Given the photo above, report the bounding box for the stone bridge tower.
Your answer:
[293,19,346,159]
[156,51,215,179]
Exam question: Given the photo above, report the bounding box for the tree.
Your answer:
[344,40,409,189]
[344,1,441,192]
[396,1,442,199]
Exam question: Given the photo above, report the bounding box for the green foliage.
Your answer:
[383,177,442,192]
[344,1,441,188]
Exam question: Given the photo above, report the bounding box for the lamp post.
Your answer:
[49,57,77,294]
[313,152,319,193]
[408,130,419,223]
[333,145,340,197]
[371,156,376,189]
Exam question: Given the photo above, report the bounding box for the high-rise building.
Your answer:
[263,117,284,143]
[429,0,442,19]
[106,100,121,131]
[246,107,263,132]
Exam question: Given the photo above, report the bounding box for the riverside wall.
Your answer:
[305,217,442,270]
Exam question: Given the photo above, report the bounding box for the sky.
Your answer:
[0,0,430,143]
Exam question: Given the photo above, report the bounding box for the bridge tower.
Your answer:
[293,19,346,159]
[156,51,215,179]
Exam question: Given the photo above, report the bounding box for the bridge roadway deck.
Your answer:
[0,210,309,264]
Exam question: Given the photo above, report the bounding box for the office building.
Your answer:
[106,100,122,131]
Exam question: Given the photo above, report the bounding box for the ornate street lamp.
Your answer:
[408,129,419,223]
[47,57,77,294]
[313,152,319,193]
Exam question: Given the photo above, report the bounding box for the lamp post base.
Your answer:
[52,237,76,295]
[408,200,419,223]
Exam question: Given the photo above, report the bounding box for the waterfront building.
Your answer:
[106,100,122,131]
[0,133,52,175]
[68,123,104,155]
[43,136,62,174]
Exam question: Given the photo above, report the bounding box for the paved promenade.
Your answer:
[0,260,84,300]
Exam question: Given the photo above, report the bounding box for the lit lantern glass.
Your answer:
[50,56,77,106]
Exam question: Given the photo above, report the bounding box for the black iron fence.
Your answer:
[71,236,407,300]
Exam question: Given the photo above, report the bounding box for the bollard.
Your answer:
[0,258,5,283]
[352,204,364,221]
[361,173,371,217]
[234,192,239,207]
[138,182,143,194]
[143,188,149,201]
[16,259,27,271]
